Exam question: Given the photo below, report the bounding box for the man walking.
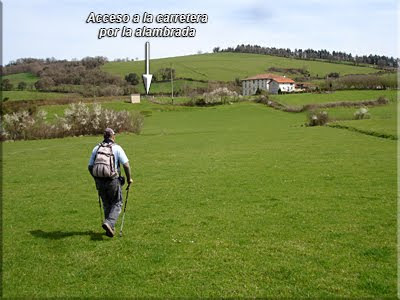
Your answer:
[88,128,133,237]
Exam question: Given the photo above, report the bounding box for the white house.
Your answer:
[268,77,295,94]
[242,73,295,95]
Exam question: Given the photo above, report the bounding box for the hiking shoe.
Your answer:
[102,222,115,237]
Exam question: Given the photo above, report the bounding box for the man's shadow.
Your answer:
[30,229,105,241]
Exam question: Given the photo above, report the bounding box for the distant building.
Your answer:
[242,73,295,95]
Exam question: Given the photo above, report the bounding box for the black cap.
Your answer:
[103,128,115,138]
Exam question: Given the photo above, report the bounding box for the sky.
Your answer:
[2,0,399,64]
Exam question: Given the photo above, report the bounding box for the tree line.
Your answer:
[1,56,179,97]
[125,68,176,85]
[1,57,140,97]
[213,44,398,68]
[2,56,109,76]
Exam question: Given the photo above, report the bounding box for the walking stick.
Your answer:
[119,183,131,237]
[98,193,103,225]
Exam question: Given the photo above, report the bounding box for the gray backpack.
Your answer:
[92,142,117,178]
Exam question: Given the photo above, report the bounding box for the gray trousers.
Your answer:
[95,178,122,229]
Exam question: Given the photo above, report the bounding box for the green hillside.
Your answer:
[3,72,39,85]
[102,52,378,82]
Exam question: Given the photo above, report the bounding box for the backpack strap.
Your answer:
[93,143,102,161]
[100,142,116,174]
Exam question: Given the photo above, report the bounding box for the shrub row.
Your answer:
[1,96,130,115]
[1,102,143,141]
[184,87,241,106]
[255,95,389,126]
[256,95,389,114]
[321,74,397,90]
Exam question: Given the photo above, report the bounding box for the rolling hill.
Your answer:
[1,52,387,97]
[102,52,379,82]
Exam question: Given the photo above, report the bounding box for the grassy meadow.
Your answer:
[2,72,39,86]
[274,90,397,106]
[324,99,397,138]
[2,94,397,297]
[2,90,81,101]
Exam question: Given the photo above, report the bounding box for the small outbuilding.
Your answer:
[130,94,141,104]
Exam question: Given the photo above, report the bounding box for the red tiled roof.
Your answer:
[242,73,280,81]
[243,73,295,83]
[271,76,295,83]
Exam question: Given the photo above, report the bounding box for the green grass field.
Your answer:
[3,100,396,298]
[102,53,378,82]
[325,101,397,138]
[2,72,39,86]
[330,119,396,138]
[280,90,397,138]
[2,90,81,101]
[133,79,208,94]
[274,90,397,106]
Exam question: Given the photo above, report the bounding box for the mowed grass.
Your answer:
[274,90,397,106]
[2,102,396,298]
[2,72,39,85]
[326,101,397,137]
[285,90,398,138]
[102,52,377,82]
[2,90,81,101]
[332,118,396,138]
